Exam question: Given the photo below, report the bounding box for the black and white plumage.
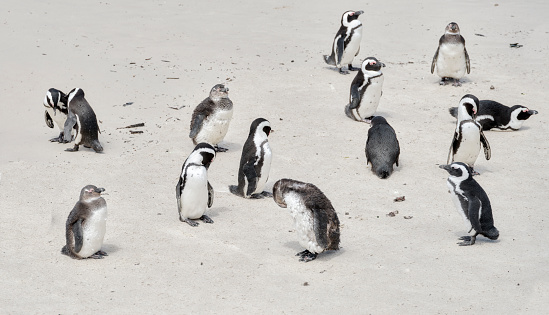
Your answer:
[439,163,499,246]
[449,100,539,131]
[272,179,340,262]
[323,10,364,74]
[229,118,273,199]
[345,57,385,122]
[61,185,108,259]
[365,116,400,179]
[447,95,490,174]
[176,143,216,227]
[431,22,470,86]
[43,88,70,142]
[189,84,233,152]
[63,88,103,153]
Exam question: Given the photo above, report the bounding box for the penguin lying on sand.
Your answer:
[63,88,103,153]
[345,57,385,123]
[324,10,364,74]
[431,22,470,86]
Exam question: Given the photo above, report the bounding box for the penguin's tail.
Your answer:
[92,140,103,153]
[323,54,336,66]
[449,107,458,118]
[485,227,499,240]
[376,166,392,179]
[229,185,242,197]
[344,104,354,119]
[61,245,69,256]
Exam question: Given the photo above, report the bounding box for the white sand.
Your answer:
[1,0,548,313]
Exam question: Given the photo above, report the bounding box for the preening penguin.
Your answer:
[345,57,385,123]
[365,116,400,179]
[229,118,273,199]
[189,84,233,152]
[176,143,216,227]
[61,185,108,259]
[431,22,470,86]
[63,88,103,153]
[43,88,69,142]
[439,163,499,246]
[272,179,340,262]
[323,10,364,74]
[448,100,539,131]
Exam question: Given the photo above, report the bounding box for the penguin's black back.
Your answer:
[69,91,100,146]
[458,176,498,238]
[365,117,400,179]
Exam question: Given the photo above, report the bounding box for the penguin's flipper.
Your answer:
[464,47,471,74]
[45,111,54,128]
[312,208,329,249]
[448,107,458,118]
[63,111,77,142]
[243,161,258,197]
[431,47,439,74]
[465,196,483,234]
[189,114,204,139]
[72,218,84,254]
[447,132,459,164]
[175,177,183,210]
[207,181,214,208]
[349,84,361,110]
[480,131,491,160]
[335,36,345,67]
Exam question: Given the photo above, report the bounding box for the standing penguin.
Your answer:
[63,88,103,153]
[43,88,70,142]
[345,57,385,122]
[439,162,499,246]
[448,100,539,131]
[189,84,233,152]
[229,118,273,199]
[323,10,364,74]
[272,179,340,262]
[365,116,400,179]
[447,95,491,174]
[176,143,216,227]
[431,22,470,86]
[61,185,108,259]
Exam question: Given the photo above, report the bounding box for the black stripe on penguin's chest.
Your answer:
[254,139,269,176]
[344,25,361,47]
[181,162,203,191]
[448,179,470,219]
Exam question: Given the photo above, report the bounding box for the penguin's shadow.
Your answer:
[102,243,120,254]
[219,141,241,152]
[207,206,230,219]
[282,241,345,262]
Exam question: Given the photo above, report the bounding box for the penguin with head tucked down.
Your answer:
[43,88,70,142]
[63,88,103,153]
[345,57,385,123]
[365,116,400,179]
[323,10,364,74]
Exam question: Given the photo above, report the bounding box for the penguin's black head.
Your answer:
[460,94,479,118]
[362,57,385,72]
[341,10,363,25]
[445,22,460,35]
[249,118,272,137]
[511,105,538,120]
[369,115,388,127]
[193,143,216,168]
[80,185,105,201]
[439,162,471,178]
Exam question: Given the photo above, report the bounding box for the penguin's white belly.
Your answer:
[77,206,107,258]
[340,28,362,66]
[358,75,384,118]
[196,109,233,145]
[285,192,324,254]
[253,143,272,194]
[446,181,472,231]
[436,43,466,79]
[453,122,481,166]
[46,107,67,131]
[180,167,208,219]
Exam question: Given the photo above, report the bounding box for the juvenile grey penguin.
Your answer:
[345,57,385,123]
[431,22,470,86]
[448,100,539,131]
[323,10,364,74]
[189,84,233,152]
[63,88,103,153]
[43,88,70,142]
[272,179,340,262]
[229,118,273,199]
[365,116,400,179]
[176,143,216,227]
[439,162,499,246]
[447,95,490,174]
[61,185,108,259]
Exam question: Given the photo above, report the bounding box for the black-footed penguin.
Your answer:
[61,185,108,259]
[345,57,385,122]
[63,88,103,153]
[43,88,70,142]
[431,22,470,86]
[189,84,233,152]
[323,10,364,74]
[439,162,499,246]
[272,179,340,262]
[365,116,400,179]
[449,100,539,131]
[447,95,491,174]
[176,143,216,227]
[229,118,273,199]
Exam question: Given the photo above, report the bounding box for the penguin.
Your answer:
[431,22,470,86]
[345,57,386,123]
[43,88,70,142]
[272,179,340,262]
[323,10,364,74]
[61,185,108,259]
[447,95,491,174]
[176,143,216,227]
[365,116,400,179]
[439,162,499,246]
[189,84,233,152]
[63,88,103,153]
[448,100,539,131]
[229,118,273,199]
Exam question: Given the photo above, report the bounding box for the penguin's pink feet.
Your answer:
[452,79,462,87]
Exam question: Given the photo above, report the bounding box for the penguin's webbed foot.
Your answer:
[296,250,318,262]
[215,145,228,152]
[363,116,374,124]
[199,215,214,224]
[457,235,476,246]
[471,169,480,176]
[339,68,350,75]
[50,132,64,143]
[89,251,107,259]
[452,79,462,87]
[261,191,273,198]
[65,145,79,152]
[348,64,360,71]
[180,217,199,227]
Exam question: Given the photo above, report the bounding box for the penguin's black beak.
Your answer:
[354,10,364,16]
[439,164,451,172]
[95,187,105,193]
[380,62,386,68]
[528,110,538,115]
